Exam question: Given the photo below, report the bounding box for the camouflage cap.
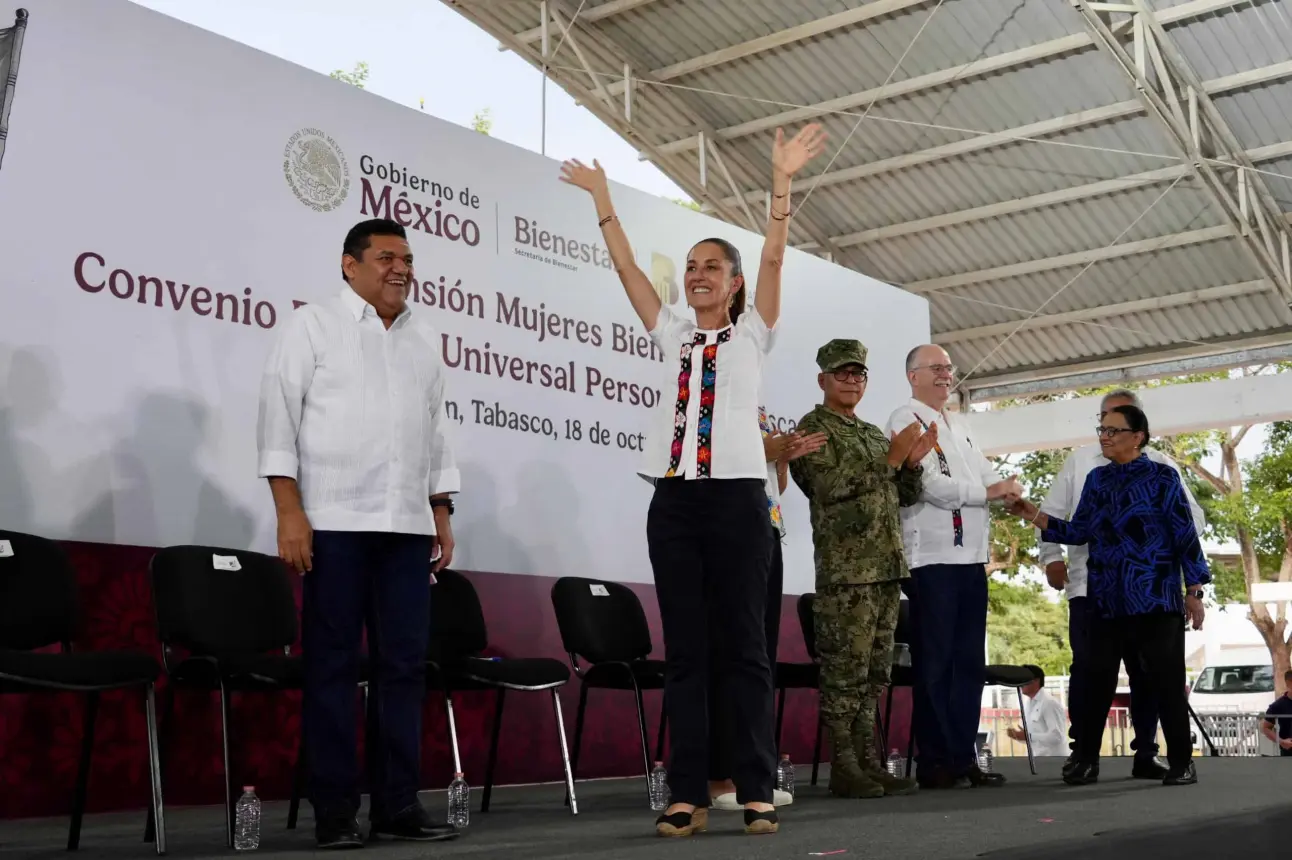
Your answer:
[816,338,869,372]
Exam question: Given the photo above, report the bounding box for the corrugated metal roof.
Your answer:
[444,0,1292,397]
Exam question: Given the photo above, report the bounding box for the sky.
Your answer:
[127,0,689,202]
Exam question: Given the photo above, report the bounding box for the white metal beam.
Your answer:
[836,138,1292,247]
[509,0,662,45]
[477,0,852,260]
[937,280,1271,343]
[907,224,1235,293]
[1072,0,1292,298]
[453,3,757,232]
[959,334,1292,401]
[703,58,1292,216]
[1132,0,1292,292]
[600,0,935,96]
[650,0,1251,156]
[966,370,1292,456]
[550,8,614,108]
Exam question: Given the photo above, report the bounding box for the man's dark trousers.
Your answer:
[905,563,988,778]
[303,530,433,819]
[1068,596,1160,758]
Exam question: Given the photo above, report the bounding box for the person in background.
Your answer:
[885,345,1020,790]
[1007,666,1068,758]
[1039,389,1204,779]
[1259,669,1292,756]
[789,338,933,799]
[257,218,460,849]
[559,122,827,837]
[708,411,826,811]
[1005,404,1208,787]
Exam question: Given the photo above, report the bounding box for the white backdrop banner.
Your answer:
[0,0,930,593]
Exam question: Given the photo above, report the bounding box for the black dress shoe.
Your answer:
[1061,752,1079,776]
[1132,756,1169,780]
[964,765,1006,787]
[916,767,969,790]
[370,803,460,842]
[1062,762,1099,786]
[316,813,364,850]
[1162,761,1198,786]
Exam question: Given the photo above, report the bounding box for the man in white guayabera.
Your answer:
[885,344,1021,790]
[257,218,460,850]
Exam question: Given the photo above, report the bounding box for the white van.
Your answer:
[1188,656,1278,755]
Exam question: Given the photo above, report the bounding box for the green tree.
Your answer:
[987,579,1071,677]
[470,108,493,136]
[329,61,369,89]
[671,198,701,211]
[1159,389,1292,694]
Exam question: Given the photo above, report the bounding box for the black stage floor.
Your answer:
[2,757,1287,859]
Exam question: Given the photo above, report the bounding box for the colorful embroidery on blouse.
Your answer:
[914,415,963,547]
[695,329,731,477]
[759,406,784,533]
[665,328,731,478]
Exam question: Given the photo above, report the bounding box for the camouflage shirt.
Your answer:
[789,405,922,588]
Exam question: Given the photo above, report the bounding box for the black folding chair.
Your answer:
[550,576,667,803]
[879,598,915,765]
[795,594,832,786]
[774,596,821,751]
[885,600,1037,776]
[984,664,1037,774]
[144,545,312,849]
[0,529,165,853]
[428,570,577,814]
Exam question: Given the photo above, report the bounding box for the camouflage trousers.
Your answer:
[814,581,903,754]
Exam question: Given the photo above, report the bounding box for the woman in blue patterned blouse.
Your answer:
[1005,404,1209,787]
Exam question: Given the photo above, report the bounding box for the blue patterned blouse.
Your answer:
[1040,454,1211,618]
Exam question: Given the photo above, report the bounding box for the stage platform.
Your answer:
[2,757,1285,859]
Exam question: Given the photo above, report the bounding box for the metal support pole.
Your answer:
[540,1,548,156]
[623,62,631,121]
[698,131,706,187]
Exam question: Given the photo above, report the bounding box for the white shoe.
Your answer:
[710,790,793,810]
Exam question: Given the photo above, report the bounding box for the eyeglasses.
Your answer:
[1095,425,1134,437]
[913,363,957,377]
[831,368,868,382]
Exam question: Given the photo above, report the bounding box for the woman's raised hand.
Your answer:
[558,158,608,195]
[771,123,828,178]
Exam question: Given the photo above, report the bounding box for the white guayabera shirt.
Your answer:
[257,286,460,535]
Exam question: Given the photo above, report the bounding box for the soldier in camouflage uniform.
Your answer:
[789,339,936,799]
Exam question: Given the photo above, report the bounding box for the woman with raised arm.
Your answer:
[560,124,826,837]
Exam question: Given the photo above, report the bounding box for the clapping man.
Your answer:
[885,345,1021,790]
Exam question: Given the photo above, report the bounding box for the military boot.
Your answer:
[826,723,885,799]
[852,702,918,796]
[857,739,918,796]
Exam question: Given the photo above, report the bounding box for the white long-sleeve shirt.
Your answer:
[1022,688,1068,757]
[884,398,1000,568]
[1037,443,1204,600]
[256,286,460,535]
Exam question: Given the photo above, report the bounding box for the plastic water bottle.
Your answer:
[978,746,994,773]
[886,748,904,777]
[447,773,470,828]
[233,786,260,851]
[776,754,796,797]
[648,761,670,811]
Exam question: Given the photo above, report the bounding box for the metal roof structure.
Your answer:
[444,0,1292,401]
